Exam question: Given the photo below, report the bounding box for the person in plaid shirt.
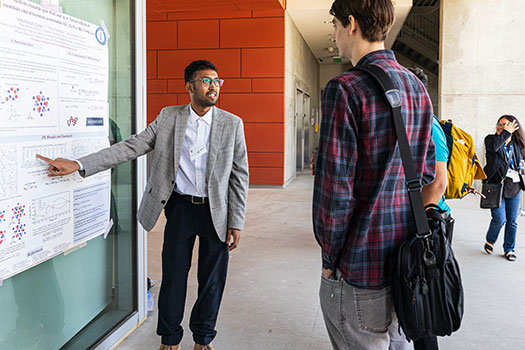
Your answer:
[313,1,436,349]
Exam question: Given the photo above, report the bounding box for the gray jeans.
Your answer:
[319,275,410,350]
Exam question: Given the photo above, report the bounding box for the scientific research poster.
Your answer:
[0,0,111,280]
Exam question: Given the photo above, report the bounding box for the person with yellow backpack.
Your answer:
[439,120,487,200]
[408,68,486,239]
[407,67,486,350]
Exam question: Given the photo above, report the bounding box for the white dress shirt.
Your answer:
[174,106,213,197]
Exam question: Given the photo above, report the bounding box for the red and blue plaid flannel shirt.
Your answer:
[313,50,435,289]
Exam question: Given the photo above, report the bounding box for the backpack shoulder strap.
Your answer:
[439,120,454,166]
[352,65,430,238]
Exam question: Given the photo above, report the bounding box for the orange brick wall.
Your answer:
[147,8,285,186]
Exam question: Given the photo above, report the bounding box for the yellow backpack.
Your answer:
[440,120,486,199]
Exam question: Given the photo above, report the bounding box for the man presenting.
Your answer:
[313,1,435,349]
[37,60,249,350]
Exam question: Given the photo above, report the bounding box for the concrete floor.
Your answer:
[116,173,525,350]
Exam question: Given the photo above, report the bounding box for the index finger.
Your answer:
[36,154,53,164]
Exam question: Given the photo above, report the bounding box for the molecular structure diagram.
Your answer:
[0,210,5,245]
[10,204,26,242]
[4,87,19,102]
[32,92,50,117]
[67,116,78,126]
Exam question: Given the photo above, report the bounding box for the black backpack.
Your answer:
[352,65,464,341]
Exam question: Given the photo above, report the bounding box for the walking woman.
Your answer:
[483,115,525,261]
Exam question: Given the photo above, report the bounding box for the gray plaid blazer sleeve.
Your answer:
[78,116,159,177]
[227,118,249,230]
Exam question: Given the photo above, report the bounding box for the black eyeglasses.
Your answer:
[190,77,224,87]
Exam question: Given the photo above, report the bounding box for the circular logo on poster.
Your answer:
[95,27,107,45]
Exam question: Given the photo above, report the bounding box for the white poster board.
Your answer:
[0,0,111,280]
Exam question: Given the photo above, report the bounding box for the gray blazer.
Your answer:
[78,105,249,241]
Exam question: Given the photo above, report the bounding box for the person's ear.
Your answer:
[347,15,357,34]
[186,82,193,94]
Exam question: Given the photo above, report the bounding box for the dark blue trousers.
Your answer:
[157,192,229,346]
[414,337,439,350]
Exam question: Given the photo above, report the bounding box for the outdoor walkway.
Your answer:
[116,173,525,350]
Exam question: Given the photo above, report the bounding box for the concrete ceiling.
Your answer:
[287,0,413,65]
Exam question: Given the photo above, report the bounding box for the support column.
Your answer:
[440,0,525,163]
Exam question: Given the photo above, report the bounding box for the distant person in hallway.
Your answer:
[36,60,249,350]
[312,1,435,349]
[483,115,524,261]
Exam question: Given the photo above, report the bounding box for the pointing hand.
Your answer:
[36,154,80,177]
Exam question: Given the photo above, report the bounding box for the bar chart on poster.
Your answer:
[0,0,111,280]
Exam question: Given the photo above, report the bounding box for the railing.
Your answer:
[413,0,439,7]
[398,9,439,50]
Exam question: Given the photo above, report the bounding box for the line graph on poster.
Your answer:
[31,191,71,226]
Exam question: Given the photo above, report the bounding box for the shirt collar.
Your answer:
[189,105,213,125]
[355,49,396,67]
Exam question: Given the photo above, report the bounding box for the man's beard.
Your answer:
[194,92,218,108]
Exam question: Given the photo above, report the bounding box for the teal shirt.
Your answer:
[432,117,451,213]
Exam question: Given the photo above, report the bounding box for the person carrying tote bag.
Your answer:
[482,115,525,261]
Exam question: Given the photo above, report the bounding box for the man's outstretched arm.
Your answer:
[36,110,163,178]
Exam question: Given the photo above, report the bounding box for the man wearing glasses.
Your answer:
[36,60,249,350]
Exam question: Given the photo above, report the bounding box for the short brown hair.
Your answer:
[330,0,394,42]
